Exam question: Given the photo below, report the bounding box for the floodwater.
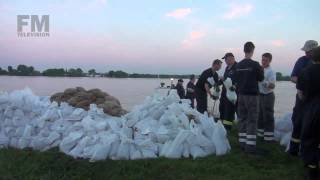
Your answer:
[0,76,296,118]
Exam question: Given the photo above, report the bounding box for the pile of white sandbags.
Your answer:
[0,88,230,161]
[274,113,293,150]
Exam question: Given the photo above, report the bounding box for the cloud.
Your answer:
[224,3,253,20]
[166,8,192,19]
[182,30,206,48]
[271,40,285,47]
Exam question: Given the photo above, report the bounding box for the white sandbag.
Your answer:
[9,137,19,148]
[107,119,121,132]
[40,108,60,122]
[130,145,143,160]
[68,108,87,121]
[190,146,207,159]
[81,115,97,132]
[182,142,190,158]
[5,127,16,137]
[17,138,30,149]
[160,140,172,157]
[90,143,112,162]
[59,131,83,153]
[0,132,9,147]
[4,108,14,119]
[188,121,215,155]
[69,136,90,158]
[0,92,8,104]
[46,132,61,145]
[13,109,25,120]
[136,139,158,159]
[165,130,190,159]
[14,127,25,137]
[275,113,292,132]
[280,132,291,147]
[30,137,47,150]
[109,140,121,160]
[177,113,190,129]
[60,102,75,117]
[22,125,33,137]
[155,125,170,143]
[211,121,230,156]
[223,78,237,104]
[141,149,157,159]
[116,138,132,160]
[198,114,215,139]
[82,145,96,159]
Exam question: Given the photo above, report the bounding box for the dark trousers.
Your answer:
[195,88,207,114]
[258,93,275,141]
[219,90,236,129]
[186,95,195,108]
[237,95,259,152]
[301,97,320,179]
[289,94,305,155]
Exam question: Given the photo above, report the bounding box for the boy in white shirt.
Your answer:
[258,53,276,142]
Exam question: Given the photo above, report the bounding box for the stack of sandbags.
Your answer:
[50,87,127,117]
[0,88,231,161]
[274,113,293,150]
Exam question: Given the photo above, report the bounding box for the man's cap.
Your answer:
[222,52,234,59]
[301,40,318,52]
[178,79,184,82]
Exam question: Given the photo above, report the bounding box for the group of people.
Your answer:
[175,40,320,179]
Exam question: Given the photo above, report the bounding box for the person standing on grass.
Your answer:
[289,40,318,156]
[176,79,185,99]
[296,46,320,180]
[195,59,222,114]
[234,42,264,154]
[219,53,237,130]
[257,53,276,142]
[185,75,196,108]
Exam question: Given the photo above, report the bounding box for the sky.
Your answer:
[0,0,319,75]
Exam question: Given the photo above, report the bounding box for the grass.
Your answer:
[0,130,304,180]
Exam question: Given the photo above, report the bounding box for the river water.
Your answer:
[0,76,296,118]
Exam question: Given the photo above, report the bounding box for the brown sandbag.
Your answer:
[64,88,78,96]
[50,87,127,117]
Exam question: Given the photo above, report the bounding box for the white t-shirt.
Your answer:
[259,66,276,94]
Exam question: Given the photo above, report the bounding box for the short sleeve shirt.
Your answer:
[259,66,276,94]
[297,64,320,101]
[291,56,311,77]
[196,68,219,92]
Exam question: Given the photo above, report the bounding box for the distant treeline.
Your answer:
[0,64,291,81]
[276,72,291,81]
[0,65,192,79]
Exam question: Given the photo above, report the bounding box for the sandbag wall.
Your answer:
[0,88,231,161]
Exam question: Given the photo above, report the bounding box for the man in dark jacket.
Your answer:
[289,40,318,156]
[234,42,264,154]
[219,53,237,130]
[297,46,320,180]
[176,79,185,99]
[195,59,222,114]
[186,75,196,108]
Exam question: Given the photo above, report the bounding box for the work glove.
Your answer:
[214,85,221,93]
[229,86,236,91]
[211,95,219,100]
